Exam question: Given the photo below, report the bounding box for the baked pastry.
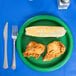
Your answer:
[23,41,45,59]
[43,41,65,61]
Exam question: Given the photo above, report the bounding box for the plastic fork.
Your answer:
[11,26,18,70]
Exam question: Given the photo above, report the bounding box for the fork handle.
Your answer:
[11,39,16,70]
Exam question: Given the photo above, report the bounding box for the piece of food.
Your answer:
[43,41,65,61]
[25,26,66,37]
[23,41,45,59]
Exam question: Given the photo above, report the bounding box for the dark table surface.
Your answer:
[0,0,76,76]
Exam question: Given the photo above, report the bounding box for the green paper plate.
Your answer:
[17,15,73,72]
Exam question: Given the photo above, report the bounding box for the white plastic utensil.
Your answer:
[11,26,18,70]
[3,22,8,69]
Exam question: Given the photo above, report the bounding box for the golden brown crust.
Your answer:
[43,41,65,61]
[23,41,45,59]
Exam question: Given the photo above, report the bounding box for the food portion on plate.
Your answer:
[23,26,66,61]
[23,41,65,61]
[43,41,65,61]
[23,41,45,59]
[25,26,66,37]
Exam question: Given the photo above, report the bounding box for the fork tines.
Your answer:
[12,26,18,36]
